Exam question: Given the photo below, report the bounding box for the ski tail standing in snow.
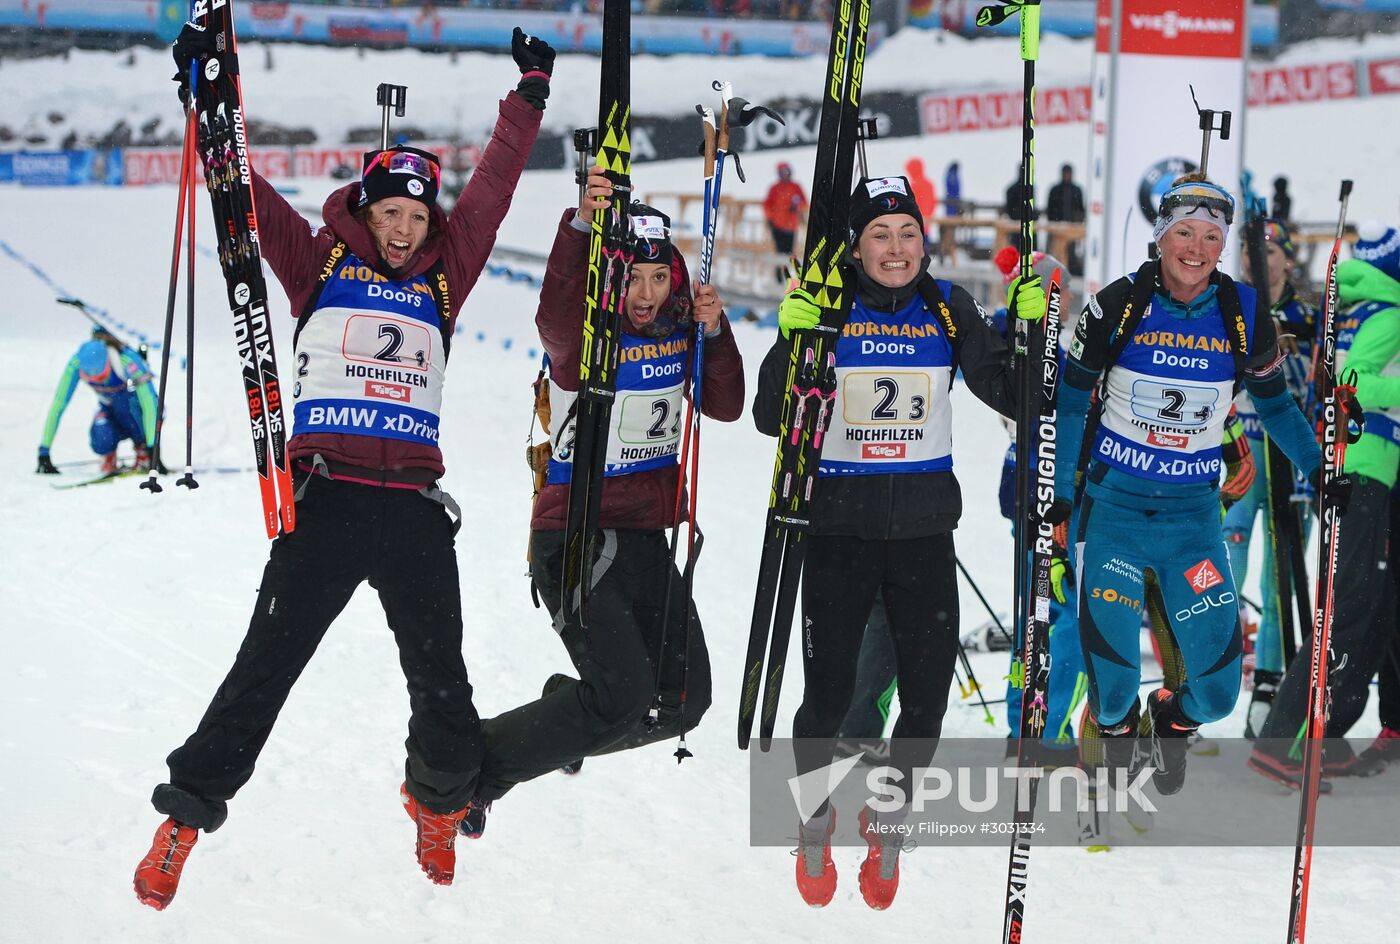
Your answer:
[36,328,159,478]
[1056,160,1323,808]
[1228,202,1316,739]
[133,19,552,909]
[472,167,744,810]
[753,166,1036,909]
[1252,210,1397,781]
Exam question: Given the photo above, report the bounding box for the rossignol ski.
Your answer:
[1285,179,1360,944]
[187,0,293,538]
[976,2,1057,942]
[560,0,633,627]
[738,0,871,751]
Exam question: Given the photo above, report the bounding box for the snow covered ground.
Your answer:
[1,27,1397,944]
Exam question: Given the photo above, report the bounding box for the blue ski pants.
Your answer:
[1076,491,1243,727]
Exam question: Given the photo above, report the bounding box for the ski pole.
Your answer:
[955,554,1013,646]
[142,93,197,495]
[177,102,200,491]
[954,636,996,726]
[977,2,1049,941]
[1287,180,1356,944]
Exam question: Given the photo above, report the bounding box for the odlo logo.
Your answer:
[1175,590,1235,623]
[1183,559,1224,594]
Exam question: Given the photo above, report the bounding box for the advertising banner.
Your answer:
[1084,0,1248,294]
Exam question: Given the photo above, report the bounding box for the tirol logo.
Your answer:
[1184,559,1225,595]
[365,381,411,402]
[863,443,905,459]
[1148,431,1189,448]
[1137,157,1197,224]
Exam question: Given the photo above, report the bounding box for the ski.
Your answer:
[738,0,870,751]
[187,0,294,539]
[1286,180,1359,944]
[51,467,146,490]
[560,0,632,627]
[976,3,1057,942]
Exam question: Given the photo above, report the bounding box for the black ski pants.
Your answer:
[1379,485,1400,730]
[475,528,712,803]
[793,533,960,789]
[154,474,481,831]
[1261,478,1396,756]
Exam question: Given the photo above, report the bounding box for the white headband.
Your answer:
[1153,203,1230,243]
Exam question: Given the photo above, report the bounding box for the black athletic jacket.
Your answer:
[753,269,1018,540]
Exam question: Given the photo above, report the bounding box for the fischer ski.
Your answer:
[559,0,632,628]
[186,0,294,538]
[1285,180,1361,944]
[739,0,870,751]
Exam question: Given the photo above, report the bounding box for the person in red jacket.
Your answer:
[473,165,745,809]
[133,25,553,909]
[763,161,807,285]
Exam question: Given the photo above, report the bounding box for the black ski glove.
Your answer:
[511,27,554,111]
[171,21,229,107]
[36,451,58,475]
[1309,466,1353,517]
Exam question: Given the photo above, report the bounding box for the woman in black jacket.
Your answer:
[754,175,1043,909]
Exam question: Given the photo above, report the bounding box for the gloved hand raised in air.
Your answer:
[777,288,821,339]
[1007,274,1047,322]
[170,21,224,108]
[511,27,556,110]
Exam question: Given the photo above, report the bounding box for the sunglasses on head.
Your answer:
[1158,184,1235,225]
[364,149,441,186]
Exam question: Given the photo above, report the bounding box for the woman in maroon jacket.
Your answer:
[134,28,553,909]
[473,167,745,807]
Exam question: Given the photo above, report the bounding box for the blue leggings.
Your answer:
[1076,491,1243,727]
[90,392,145,456]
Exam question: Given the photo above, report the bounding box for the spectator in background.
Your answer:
[763,161,807,285]
[943,160,961,217]
[1047,163,1086,275]
[1003,166,1032,254]
[1272,176,1293,223]
[903,157,939,245]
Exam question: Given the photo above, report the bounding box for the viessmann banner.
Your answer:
[1085,0,1248,295]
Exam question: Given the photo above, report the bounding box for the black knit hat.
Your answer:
[357,145,441,212]
[629,202,673,265]
[849,176,924,240]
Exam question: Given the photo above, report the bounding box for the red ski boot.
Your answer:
[857,806,905,910]
[133,817,199,910]
[401,783,471,885]
[794,808,837,907]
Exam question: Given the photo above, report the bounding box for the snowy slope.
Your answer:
[1,35,1396,944]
